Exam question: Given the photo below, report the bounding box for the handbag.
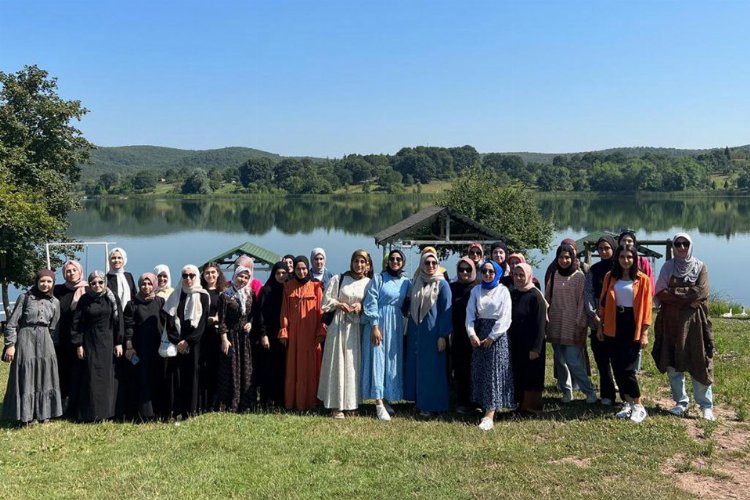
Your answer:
[158,327,178,358]
[322,274,343,326]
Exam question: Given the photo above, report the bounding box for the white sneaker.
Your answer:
[669,404,688,417]
[615,402,633,419]
[561,391,573,404]
[630,404,648,423]
[702,408,716,421]
[375,404,391,421]
[478,417,494,431]
[601,398,613,406]
[383,401,395,416]
[585,393,598,404]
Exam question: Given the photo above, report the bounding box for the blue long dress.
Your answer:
[361,272,411,401]
[404,279,452,412]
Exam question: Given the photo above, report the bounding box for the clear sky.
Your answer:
[2,0,749,157]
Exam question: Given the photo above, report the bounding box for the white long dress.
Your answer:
[317,274,370,410]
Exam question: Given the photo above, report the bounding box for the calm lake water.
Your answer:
[5,194,749,309]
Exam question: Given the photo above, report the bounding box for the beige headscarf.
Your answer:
[163,264,209,332]
[409,251,445,324]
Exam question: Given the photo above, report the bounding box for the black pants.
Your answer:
[606,308,641,400]
[590,329,617,401]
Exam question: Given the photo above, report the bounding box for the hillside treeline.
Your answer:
[82,144,750,195]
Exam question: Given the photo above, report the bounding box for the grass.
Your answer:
[0,318,747,498]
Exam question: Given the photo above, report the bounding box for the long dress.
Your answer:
[107,271,136,419]
[52,284,79,412]
[71,293,124,422]
[198,288,221,412]
[256,281,287,407]
[165,292,209,418]
[509,287,547,413]
[217,289,255,412]
[123,296,166,420]
[2,292,63,422]
[404,280,452,412]
[361,272,410,401]
[449,280,476,408]
[466,285,514,411]
[279,279,326,411]
[318,274,370,410]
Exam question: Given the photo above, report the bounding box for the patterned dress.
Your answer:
[217,289,255,411]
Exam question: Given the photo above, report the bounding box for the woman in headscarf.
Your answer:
[310,248,334,291]
[449,257,477,414]
[490,241,509,278]
[509,263,548,415]
[53,260,88,416]
[544,238,579,288]
[361,249,411,420]
[404,250,452,418]
[3,270,63,424]
[234,255,263,298]
[163,264,210,419]
[279,256,326,411]
[255,262,289,408]
[584,235,618,405]
[653,233,715,421]
[501,252,541,290]
[217,266,256,412]
[123,272,166,421]
[597,245,653,423]
[318,250,371,418]
[154,264,174,300]
[282,255,295,276]
[106,247,136,308]
[465,260,513,431]
[71,270,124,422]
[545,243,597,404]
[198,262,229,412]
[466,243,484,279]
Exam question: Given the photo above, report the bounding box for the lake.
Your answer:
[4,194,749,312]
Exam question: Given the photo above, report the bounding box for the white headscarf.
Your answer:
[154,264,172,290]
[225,266,251,315]
[410,251,445,324]
[163,264,209,332]
[655,232,704,295]
[108,247,131,306]
[310,247,327,279]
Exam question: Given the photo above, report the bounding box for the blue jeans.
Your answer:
[668,367,713,409]
[553,344,595,396]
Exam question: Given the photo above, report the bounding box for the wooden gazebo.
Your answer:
[203,241,281,270]
[575,231,672,265]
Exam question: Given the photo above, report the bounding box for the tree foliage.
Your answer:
[437,169,554,256]
[0,65,92,316]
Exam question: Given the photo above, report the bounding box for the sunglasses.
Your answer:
[458,267,472,273]
[468,250,482,256]
[182,273,197,279]
[90,280,105,285]
[389,256,403,262]
[481,269,496,275]
[424,261,438,267]
[674,241,690,249]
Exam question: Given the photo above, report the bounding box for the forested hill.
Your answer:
[85,145,282,177]
[504,145,750,165]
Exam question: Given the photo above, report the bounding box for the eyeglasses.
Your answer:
[424,261,438,267]
[481,269,496,275]
[674,241,690,249]
[458,267,472,273]
[468,250,482,256]
[182,273,196,279]
[90,280,105,285]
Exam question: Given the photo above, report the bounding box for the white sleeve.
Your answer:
[321,274,341,313]
[488,286,512,341]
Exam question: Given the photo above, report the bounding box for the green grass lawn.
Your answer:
[1,319,748,498]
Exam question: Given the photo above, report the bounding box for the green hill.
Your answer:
[502,145,750,165]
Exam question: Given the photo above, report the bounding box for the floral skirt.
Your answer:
[471,318,514,411]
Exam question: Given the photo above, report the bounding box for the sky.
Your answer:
[2,0,749,157]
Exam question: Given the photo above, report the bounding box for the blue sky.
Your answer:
[2,0,749,157]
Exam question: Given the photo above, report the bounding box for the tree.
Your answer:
[0,66,92,317]
[437,169,554,257]
[99,172,120,192]
[181,169,212,194]
[131,170,157,193]
[239,157,275,187]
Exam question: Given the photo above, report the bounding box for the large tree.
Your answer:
[437,169,553,258]
[0,65,92,317]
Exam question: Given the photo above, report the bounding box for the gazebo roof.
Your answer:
[374,206,508,247]
[204,241,281,268]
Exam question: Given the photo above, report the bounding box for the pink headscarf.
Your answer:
[137,273,158,302]
[515,263,535,292]
[63,260,88,310]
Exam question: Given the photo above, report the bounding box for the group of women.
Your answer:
[2,231,716,428]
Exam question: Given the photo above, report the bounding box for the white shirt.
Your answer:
[465,285,512,341]
[614,279,634,307]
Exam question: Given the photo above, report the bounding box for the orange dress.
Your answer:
[278,279,326,410]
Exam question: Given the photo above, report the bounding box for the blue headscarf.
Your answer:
[480,260,503,290]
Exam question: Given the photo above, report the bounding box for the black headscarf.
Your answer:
[261,261,287,332]
[590,235,617,298]
[30,269,56,299]
[490,240,509,275]
[293,256,312,284]
[385,249,406,277]
[554,243,579,277]
[618,230,637,246]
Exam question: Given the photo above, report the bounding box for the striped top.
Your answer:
[545,270,587,346]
